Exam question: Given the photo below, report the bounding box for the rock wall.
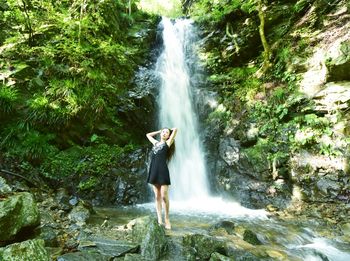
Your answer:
[191,0,350,209]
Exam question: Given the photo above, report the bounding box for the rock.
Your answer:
[210,252,234,261]
[57,252,109,261]
[0,177,12,195]
[0,192,40,243]
[218,138,240,166]
[37,225,59,247]
[341,223,350,235]
[0,239,49,261]
[209,221,235,235]
[78,236,139,259]
[182,234,227,260]
[55,188,72,211]
[69,197,79,206]
[313,81,350,112]
[130,216,168,260]
[326,40,350,81]
[243,229,262,245]
[124,253,144,261]
[225,245,261,261]
[316,179,341,195]
[68,203,91,225]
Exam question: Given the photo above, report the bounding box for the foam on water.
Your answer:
[137,196,267,219]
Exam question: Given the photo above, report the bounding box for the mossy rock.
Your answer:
[130,215,168,260]
[182,234,227,260]
[0,239,49,261]
[243,230,262,246]
[0,192,40,243]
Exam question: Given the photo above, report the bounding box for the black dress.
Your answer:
[147,142,171,185]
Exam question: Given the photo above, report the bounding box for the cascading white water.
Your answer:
[147,17,266,218]
[155,17,209,201]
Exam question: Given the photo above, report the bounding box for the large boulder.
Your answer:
[0,192,40,243]
[0,239,49,261]
[130,215,168,260]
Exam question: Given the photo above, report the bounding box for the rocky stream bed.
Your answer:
[1,177,350,261]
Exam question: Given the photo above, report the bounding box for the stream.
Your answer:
[88,202,350,261]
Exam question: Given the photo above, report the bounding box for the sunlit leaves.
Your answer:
[0,85,18,113]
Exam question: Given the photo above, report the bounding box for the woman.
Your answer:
[146,127,177,229]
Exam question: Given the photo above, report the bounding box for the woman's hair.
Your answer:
[163,127,175,163]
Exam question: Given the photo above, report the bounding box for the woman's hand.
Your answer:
[167,128,177,147]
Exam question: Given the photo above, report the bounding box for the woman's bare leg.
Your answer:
[152,185,162,225]
[161,185,171,229]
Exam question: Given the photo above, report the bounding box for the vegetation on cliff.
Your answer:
[187,0,350,205]
[0,0,158,190]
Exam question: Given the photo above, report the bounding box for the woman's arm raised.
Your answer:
[166,128,177,147]
[146,130,161,145]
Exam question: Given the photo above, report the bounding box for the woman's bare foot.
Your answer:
[164,219,171,230]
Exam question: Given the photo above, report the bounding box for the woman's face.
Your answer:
[161,128,170,140]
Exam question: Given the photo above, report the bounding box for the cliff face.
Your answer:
[187,0,350,209]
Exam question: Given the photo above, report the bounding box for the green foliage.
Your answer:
[0,0,157,188]
[293,0,312,13]
[40,143,134,182]
[209,66,261,103]
[207,104,231,126]
[0,85,18,113]
[138,0,183,17]
[189,0,256,24]
[1,126,57,163]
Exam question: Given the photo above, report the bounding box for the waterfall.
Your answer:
[155,17,209,201]
[149,17,265,218]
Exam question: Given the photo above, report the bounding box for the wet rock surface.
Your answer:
[1,178,348,261]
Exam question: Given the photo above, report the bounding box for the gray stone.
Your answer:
[37,225,59,247]
[219,138,240,166]
[78,236,139,258]
[68,203,90,225]
[0,239,49,261]
[0,192,40,242]
[0,177,12,195]
[57,251,109,261]
[69,196,79,206]
[316,179,341,195]
[55,188,72,211]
